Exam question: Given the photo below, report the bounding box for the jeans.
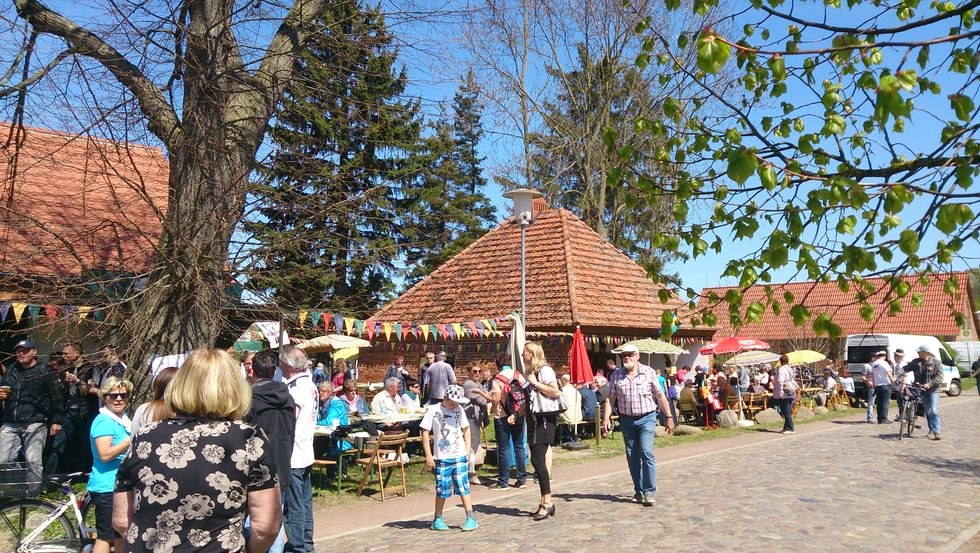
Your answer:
[620,411,657,497]
[921,388,941,435]
[866,386,876,422]
[776,397,795,431]
[0,422,47,478]
[44,411,87,475]
[283,466,313,553]
[874,385,891,423]
[493,417,527,487]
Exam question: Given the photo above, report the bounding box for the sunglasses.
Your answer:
[104,393,129,401]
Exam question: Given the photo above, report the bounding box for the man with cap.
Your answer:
[602,344,674,507]
[0,336,63,478]
[900,345,945,440]
[868,351,894,424]
[425,351,457,406]
[892,349,910,422]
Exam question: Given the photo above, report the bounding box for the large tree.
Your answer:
[621,0,979,336]
[403,70,496,284]
[247,0,424,316]
[4,0,332,386]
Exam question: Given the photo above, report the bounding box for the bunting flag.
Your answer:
[27,305,41,322]
[421,325,430,341]
[364,320,376,340]
[343,317,354,335]
[382,322,393,341]
[393,322,402,341]
[400,322,409,341]
[77,306,92,321]
[0,302,9,321]
[354,319,365,336]
[94,310,106,322]
[451,322,463,339]
[12,302,27,323]
[309,310,322,327]
[332,314,344,334]
[465,321,478,337]
[298,309,309,328]
[44,304,58,319]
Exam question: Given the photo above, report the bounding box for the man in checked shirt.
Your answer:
[602,344,674,507]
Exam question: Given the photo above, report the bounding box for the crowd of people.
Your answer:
[0,333,962,550]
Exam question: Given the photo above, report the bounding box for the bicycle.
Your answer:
[0,464,95,553]
[898,383,924,440]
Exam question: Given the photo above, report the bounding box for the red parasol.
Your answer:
[698,336,771,355]
[568,325,594,384]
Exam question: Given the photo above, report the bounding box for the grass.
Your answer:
[311,405,863,508]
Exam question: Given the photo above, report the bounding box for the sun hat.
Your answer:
[444,384,470,404]
[894,349,904,355]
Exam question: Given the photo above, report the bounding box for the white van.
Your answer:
[845,334,961,397]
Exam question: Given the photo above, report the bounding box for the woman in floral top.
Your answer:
[113,349,281,553]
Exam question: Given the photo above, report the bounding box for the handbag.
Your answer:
[530,388,567,416]
[782,378,799,395]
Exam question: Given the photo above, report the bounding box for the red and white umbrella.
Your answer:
[699,336,771,355]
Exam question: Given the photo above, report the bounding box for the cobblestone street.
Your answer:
[316,396,979,552]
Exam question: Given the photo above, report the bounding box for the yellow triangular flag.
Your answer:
[451,322,463,338]
[77,306,92,321]
[344,317,354,334]
[298,309,309,329]
[382,322,393,341]
[421,325,430,341]
[12,302,27,323]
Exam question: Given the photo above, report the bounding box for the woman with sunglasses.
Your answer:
[88,376,133,553]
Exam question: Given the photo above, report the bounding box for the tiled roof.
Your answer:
[0,125,169,278]
[371,206,697,334]
[698,272,977,340]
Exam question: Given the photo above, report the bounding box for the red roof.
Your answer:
[698,272,977,340]
[0,126,169,278]
[371,206,700,335]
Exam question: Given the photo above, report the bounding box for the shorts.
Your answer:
[91,491,119,541]
[433,457,469,499]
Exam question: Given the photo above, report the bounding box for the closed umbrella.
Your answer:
[699,336,770,355]
[506,313,526,375]
[568,325,594,384]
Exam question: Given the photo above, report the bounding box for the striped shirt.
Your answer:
[608,364,662,417]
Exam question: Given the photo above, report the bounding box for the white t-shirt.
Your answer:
[285,371,317,468]
[870,360,893,387]
[420,402,469,460]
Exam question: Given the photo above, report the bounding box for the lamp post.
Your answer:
[502,188,543,327]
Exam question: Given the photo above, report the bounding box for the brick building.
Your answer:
[354,199,714,383]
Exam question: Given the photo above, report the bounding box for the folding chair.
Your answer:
[354,431,409,501]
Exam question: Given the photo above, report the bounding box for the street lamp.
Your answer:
[502,188,543,327]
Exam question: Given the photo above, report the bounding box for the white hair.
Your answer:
[279,345,308,372]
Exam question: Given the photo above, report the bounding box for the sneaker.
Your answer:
[461,516,478,532]
[515,481,527,489]
[641,494,655,507]
[631,493,643,503]
[932,434,942,441]
[487,483,509,490]
[431,516,449,531]
[926,431,935,438]
[781,430,795,434]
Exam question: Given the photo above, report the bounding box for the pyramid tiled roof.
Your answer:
[0,125,169,279]
[698,272,977,340]
[371,206,703,335]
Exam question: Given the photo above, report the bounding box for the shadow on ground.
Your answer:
[895,454,980,483]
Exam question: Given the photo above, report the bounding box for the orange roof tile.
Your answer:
[0,125,169,278]
[371,206,700,335]
[698,272,977,340]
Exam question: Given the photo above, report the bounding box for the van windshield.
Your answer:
[847,345,879,364]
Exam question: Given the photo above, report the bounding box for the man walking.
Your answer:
[280,346,316,553]
[903,345,945,440]
[425,351,456,405]
[602,344,674,507]
[0,336,62,479]
[245,350,295,553]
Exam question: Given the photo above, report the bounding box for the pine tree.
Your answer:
[247,0,425,316]
[403,71,496,284]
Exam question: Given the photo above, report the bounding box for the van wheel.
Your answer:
[946,380,961,397]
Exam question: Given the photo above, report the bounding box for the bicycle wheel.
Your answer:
[0,499,77,551]
[907,402,919,438]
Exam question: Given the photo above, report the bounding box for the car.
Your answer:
[845,334,961,398]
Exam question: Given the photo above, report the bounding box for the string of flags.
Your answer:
[0,301,105,323]
[295,311,511,341]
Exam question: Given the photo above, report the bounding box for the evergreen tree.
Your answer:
[530,46,681,280]
[247,0,424,316]
[403,72,496,284]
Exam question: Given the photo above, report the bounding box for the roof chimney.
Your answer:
[502,188,544,226]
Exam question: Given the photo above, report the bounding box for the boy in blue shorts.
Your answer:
[421,384,478,531]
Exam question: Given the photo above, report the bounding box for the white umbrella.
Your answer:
[295,334,372,353]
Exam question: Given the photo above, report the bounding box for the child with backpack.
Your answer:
[421,384,478,532]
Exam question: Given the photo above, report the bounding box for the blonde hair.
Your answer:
[166,349,251,420]
[524,341,548,375]
[99,376,133,397]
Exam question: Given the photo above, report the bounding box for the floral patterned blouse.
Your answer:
[115,417,278,553]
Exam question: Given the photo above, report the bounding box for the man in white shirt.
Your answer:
[869,351,894,424]
[371,377,402,417]
[280,346,316,553]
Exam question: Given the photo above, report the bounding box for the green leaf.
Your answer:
[898,229,920,256]
[859,304,874,321]
[790,304,810,326]
[696,33,731,74]
[726,148,758,184]
[950,94,975,122]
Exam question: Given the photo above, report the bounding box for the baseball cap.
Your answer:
[13,336,35,351]
[444,384,469,404]
[917,345,930,353]
[620,344,640,355]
